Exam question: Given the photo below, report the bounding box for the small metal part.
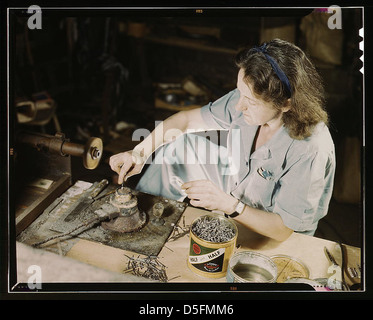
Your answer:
[152,203,164,218]
[167,220,190,242]
[110,187,139,216]
[124,254,168,282]
[191,215,236,243]
[151,202,165,226]
[101,187,147,233]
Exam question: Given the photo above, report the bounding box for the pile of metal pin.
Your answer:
[168,216,190,242]
[124,254,168,282]
[191,215,236,243]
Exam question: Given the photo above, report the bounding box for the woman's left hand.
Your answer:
[182,180,238,214]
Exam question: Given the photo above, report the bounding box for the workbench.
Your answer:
[16,180,362,291]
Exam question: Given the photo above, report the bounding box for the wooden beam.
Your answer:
[15,174,71,236]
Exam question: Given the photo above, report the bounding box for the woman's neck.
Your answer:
[253,118,284,151]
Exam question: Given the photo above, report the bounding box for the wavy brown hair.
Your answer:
[235,38,328,140]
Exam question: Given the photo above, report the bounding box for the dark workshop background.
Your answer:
[11,8,363,247]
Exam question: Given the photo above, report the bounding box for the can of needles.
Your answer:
[188,213,238,278]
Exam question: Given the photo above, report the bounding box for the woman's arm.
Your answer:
[234,205,294,242]
[182,179,294,242]
[110,108,212,184]
[133,108,212,164]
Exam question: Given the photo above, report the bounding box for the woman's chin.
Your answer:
[243,116,255,125]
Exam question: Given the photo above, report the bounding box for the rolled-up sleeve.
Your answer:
[200,89,240,130]
[273,148,335,234]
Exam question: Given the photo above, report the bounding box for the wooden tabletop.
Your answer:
[17,181,362,290]
[66,206,361,287]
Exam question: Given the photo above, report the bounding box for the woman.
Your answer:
[109,39,335,242]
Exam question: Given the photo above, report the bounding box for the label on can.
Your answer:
[188,238,226,273]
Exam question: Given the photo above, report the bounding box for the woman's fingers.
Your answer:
[189,199,202,207]
[184,186,209,196]
[182,179,235,213]
[109,154,123,174]
[182,181,214,199]
[124,164,142,180]
[118,160,135,184]
[182,180,210,190]
[109,152,142,184]
[190,198,215,210]
[181,180,220,210]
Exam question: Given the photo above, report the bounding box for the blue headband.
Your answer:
[251,43,292,98]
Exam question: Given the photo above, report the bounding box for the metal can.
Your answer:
[187,213,238,278]
[226,251,278,283]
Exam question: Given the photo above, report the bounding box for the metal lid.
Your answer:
[270,254,310,283]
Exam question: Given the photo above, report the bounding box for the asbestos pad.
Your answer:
[50,186,187,256]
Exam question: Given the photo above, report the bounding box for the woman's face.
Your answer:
[235,69,287,126]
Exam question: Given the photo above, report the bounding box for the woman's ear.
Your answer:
[282,98,291,113]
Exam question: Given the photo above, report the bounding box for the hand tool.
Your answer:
[339,241,361,290]
[324,246,349,290]
[64,179,109,222]
[324,247,339,266]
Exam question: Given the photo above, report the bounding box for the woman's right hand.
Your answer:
[109,150,145,184]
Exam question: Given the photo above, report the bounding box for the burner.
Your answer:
[101,187,147,233]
